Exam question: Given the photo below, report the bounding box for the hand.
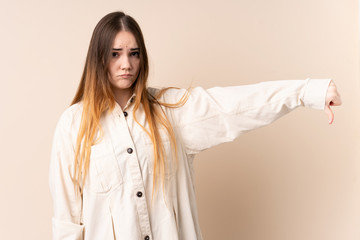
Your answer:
[324,81,342,124]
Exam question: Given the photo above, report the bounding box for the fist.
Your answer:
[324,81,342,124]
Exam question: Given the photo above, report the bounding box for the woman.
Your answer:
[49,11,341,240]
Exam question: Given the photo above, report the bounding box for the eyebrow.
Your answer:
[112,48,140,51]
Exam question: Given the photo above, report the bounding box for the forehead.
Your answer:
[113,31,138,48]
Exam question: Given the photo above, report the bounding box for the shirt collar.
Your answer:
[113,93,136,114]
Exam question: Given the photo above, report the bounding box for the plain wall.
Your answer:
[1,0,359,239]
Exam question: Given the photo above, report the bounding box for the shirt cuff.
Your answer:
[52,217,84,240]
[303,78,332,110]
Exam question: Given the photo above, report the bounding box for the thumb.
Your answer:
[324,104,334,124]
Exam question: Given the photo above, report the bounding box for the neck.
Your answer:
[112,88,133,109]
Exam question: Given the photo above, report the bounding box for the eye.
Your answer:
[130,51,140,57]
[112,52,119,57]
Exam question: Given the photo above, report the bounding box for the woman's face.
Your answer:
[108,31,140,92]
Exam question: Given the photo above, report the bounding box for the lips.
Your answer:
[118,74,133,79]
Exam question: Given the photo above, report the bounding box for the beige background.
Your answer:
[1,0,359,239]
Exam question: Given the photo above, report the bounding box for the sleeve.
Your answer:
[166,78,331,155]
[49,110,84,240]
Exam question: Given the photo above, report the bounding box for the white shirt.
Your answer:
[49,79,331,240]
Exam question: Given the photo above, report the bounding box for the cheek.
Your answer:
[108,62,116,76]
[107,74,115,86]
[133,60,141,73]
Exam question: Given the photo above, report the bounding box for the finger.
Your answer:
[325,105,334,124]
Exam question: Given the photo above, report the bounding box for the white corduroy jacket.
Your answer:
[49,79,331,240]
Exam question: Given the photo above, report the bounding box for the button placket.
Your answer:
[113,103,152,239]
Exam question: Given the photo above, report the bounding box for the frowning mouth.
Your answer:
[118,74,134,79]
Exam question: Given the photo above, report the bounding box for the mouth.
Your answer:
[118,74,134,79]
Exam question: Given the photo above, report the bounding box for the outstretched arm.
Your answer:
[162,79,339,154]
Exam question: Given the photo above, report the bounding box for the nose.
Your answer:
[120,55,131,71]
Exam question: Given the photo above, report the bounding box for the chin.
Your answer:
[111,80,135,91]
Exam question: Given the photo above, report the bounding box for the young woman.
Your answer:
[49,11,341,240]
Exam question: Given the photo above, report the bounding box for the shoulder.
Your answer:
[147,86,190,103]
[55,102,83,134]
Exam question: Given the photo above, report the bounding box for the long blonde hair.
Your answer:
[71,12,188,197]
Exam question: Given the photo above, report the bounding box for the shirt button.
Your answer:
[123,111,128,117]
[127,148,133,154]
[144,236,150,240]
[137,191,143,197]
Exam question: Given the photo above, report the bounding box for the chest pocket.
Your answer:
[141,129,177,179]
[85,140,124,194]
